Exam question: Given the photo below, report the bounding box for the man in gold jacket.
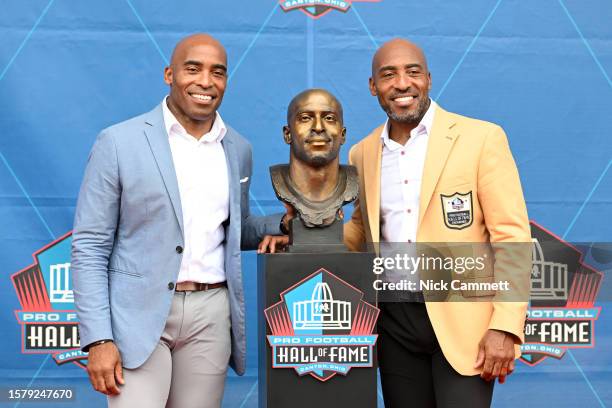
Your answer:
[344,38,531,407]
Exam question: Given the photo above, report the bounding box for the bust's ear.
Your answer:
[340,127,346,145]
[283,126,292,144]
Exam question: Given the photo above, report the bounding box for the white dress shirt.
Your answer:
[380,100,437,243]
[162,98,229,284]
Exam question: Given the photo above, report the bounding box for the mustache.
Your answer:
[389,92,416,99]
[305,133,332,143]
[188,86,215,94]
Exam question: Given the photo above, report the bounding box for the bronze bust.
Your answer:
[270,89,358,229]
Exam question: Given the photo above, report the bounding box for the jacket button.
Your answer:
[175,246,183,254]
[168,282,175,290]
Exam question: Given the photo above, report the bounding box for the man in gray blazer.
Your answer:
[71,34,285,408]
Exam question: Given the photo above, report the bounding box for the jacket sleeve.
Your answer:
[477,125,531,344]
[239,142,282,250]
[71,131,119,349]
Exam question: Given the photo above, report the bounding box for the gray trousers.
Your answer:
[108,287,231,408]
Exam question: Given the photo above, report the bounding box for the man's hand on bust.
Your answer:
[257,202,344,254]
[474,329,518,384]
[87,341,124,395]
[258,203,295,254]
[258,235,289,253]
[257,204,344,253]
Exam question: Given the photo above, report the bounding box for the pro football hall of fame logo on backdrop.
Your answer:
[279,0,381,19]
[265,268,379,381]
[521,222,603,366]
[11,232,87,368]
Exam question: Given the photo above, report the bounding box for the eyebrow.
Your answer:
[378,63,423,72]
[296,108,338,114]
[183,60,203,67]
[183,60,227,72]
[212,63,227,72]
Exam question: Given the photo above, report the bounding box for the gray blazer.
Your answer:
[71,103,280,374]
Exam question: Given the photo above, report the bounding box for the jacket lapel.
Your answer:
[418,107,459,228]
[143,104,184,236]
[221,131,238,223]
[363,127,384,243]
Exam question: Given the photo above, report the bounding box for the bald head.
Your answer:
[371,38,428,77]
[283,88,346,169]
[170,33,227,68]
[287,88,343,124]
[368,38,432,127]
[164,33,228,137]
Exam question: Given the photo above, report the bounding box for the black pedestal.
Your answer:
[258,252,377,408]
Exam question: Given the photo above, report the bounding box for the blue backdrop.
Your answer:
[1,0,610,406]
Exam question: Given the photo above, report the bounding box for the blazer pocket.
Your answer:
[108,267,142,278]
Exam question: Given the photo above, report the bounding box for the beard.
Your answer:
[294,149,336,168]
[307,154,333,167]
[384,96,430,124]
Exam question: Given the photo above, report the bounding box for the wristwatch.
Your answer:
[280,214,290,235]
[85,339,113,352]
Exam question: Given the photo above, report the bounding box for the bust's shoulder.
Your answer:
[269,164,289,180]
[340,164,358,177]
[339,165,359,203]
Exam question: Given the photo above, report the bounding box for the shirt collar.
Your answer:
[162,96,227,143]
[381,99,437,151]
